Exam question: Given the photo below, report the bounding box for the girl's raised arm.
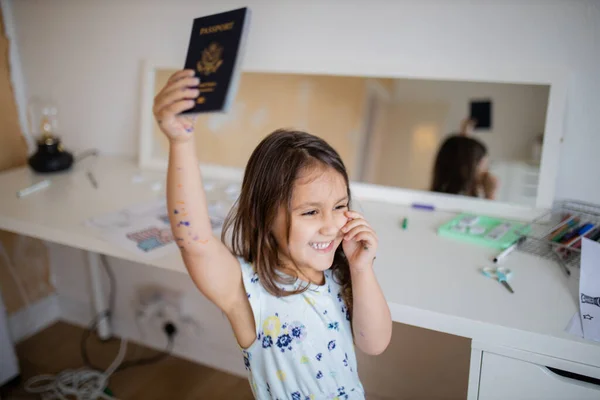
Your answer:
[153,70,255,347]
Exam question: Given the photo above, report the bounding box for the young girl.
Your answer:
[431,134,498,200]
[153,70,392,399]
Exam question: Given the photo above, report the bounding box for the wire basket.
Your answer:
[515,200,600,269]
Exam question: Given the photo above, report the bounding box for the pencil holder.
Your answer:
[516,200,600,269]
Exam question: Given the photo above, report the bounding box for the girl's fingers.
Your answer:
[345,210,364,219]
[344,225,376,241]
[159,76,200,100]
[155,77,200,106]
[352,231,377,249]
[182,115,197,125]
[155,100,196,120]
[342,211,377,242]
[341,218,372,234]
[167,69,195,85]
[154,88,199,116]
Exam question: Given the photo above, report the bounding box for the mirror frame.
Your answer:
[138,60,567,220]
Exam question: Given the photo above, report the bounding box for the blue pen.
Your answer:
[412,203,435,211]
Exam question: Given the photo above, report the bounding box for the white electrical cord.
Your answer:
[0,242,126,399]
[23,337,128,400]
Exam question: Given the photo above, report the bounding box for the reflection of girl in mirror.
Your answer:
[431,134,498,200]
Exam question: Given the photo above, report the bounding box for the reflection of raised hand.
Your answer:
[460,118,477,136]
[481,172,498,200]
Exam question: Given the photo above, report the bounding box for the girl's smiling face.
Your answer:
[271,165,349,284]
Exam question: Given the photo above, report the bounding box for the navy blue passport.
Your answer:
[182,7,251,114]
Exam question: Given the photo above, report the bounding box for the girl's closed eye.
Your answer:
[302,210,318,216]
[302,205,346,216]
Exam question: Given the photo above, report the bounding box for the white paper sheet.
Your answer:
[579,238,600,342]
[85,199,227,260]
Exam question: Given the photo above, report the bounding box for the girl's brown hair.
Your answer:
[431,134,488,197]
[221,129,353,315]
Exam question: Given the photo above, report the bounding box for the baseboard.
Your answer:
[58,293,93,327]
[58,294,246,378]
[8,293,61,343]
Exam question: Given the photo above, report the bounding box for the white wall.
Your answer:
[6,0,600,204]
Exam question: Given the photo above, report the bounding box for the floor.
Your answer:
[1,321,396,400]
[0,321,254,400]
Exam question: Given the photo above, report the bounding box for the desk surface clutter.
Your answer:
[0,155,598,370]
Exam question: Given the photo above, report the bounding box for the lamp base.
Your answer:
[28,136,74,173]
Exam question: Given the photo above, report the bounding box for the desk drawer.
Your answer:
[478,352,600,400]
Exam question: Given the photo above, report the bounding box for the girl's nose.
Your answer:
[319,212,339,237]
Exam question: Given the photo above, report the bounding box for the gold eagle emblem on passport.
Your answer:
[197,42,224,75]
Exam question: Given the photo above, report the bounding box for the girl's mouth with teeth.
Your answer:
[309,240,334,252]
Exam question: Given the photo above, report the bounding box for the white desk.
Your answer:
[1,155,599,399]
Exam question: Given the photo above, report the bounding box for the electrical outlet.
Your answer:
[134,285,202,340]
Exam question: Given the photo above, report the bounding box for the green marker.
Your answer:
[401,217,408,230]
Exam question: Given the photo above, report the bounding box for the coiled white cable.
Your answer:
[23,336,127,400]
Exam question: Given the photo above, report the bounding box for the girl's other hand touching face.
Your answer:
[341,211,378,272]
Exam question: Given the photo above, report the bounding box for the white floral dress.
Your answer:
[237,257,365,400]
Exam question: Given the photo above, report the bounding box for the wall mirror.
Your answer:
[139,62,566,218]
